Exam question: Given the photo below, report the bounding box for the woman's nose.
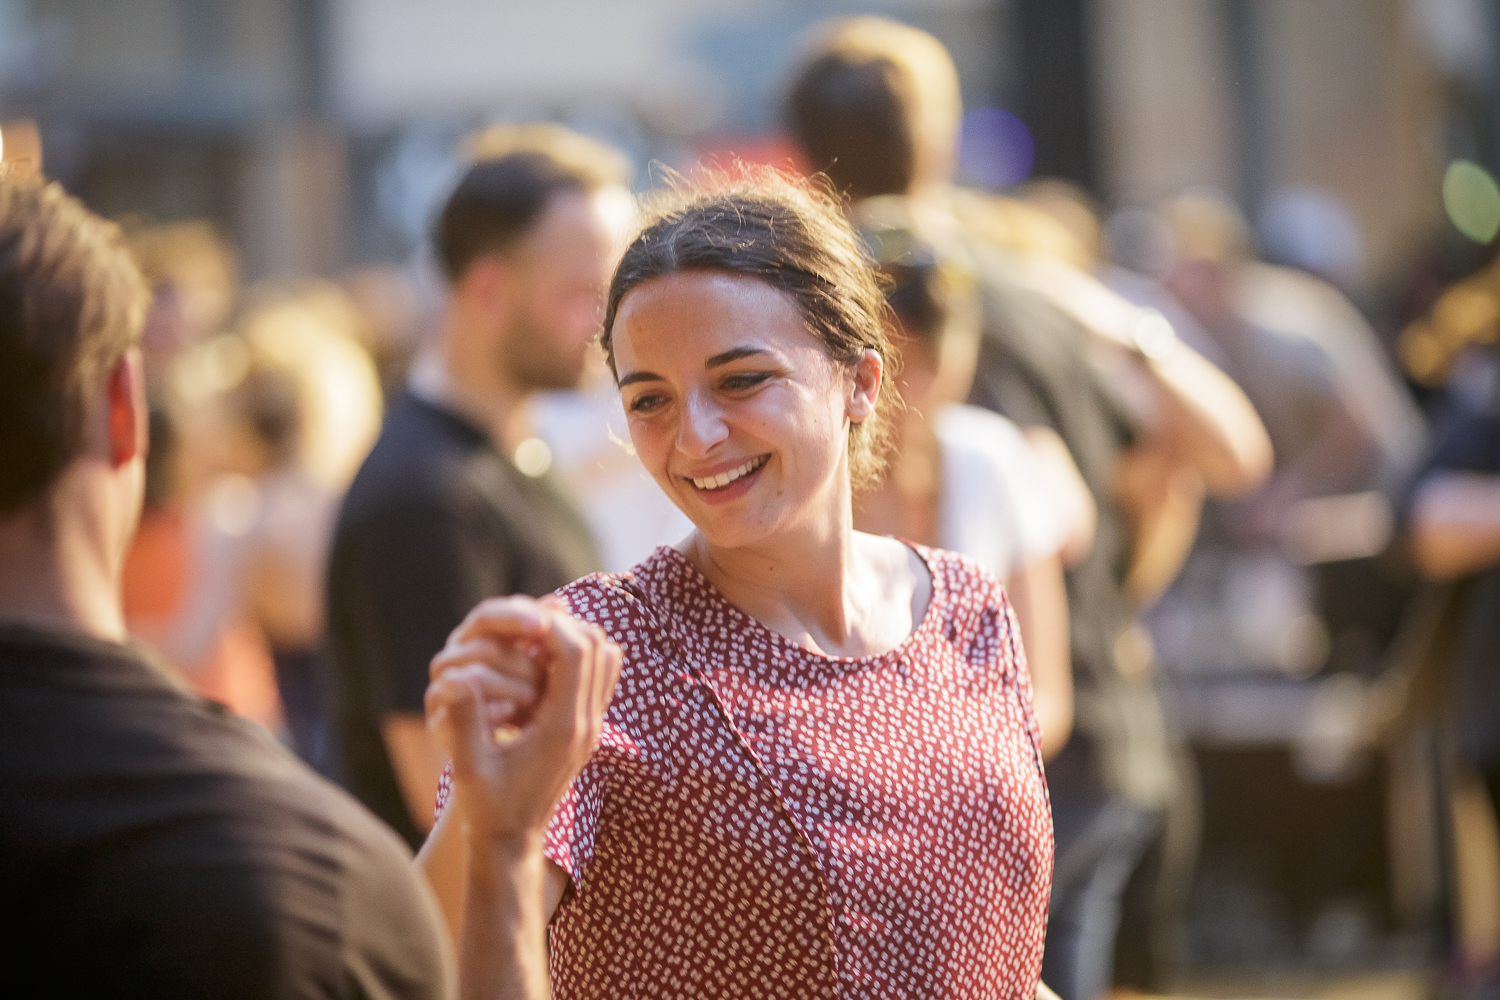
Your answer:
[677,392,728,457]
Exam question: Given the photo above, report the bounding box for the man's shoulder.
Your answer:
[0,631,399,861]
[338,396,505,530]
[0,633,452,998]
[349,395,486,492]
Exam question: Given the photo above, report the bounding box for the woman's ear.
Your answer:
[846,348,883,424]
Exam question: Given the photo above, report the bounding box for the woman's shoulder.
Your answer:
[553,546,687,647]
[932,405,1038,500]
[911,544,1022,675]
[909,542,1008,610]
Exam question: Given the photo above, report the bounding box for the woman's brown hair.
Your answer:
[600,166,897,490]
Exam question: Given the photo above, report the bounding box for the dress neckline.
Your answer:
[647,541,945,668]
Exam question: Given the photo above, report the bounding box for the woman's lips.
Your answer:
[684,455,769,504]
[689,455,767,490]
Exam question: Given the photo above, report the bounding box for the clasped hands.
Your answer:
[424,595,623,843]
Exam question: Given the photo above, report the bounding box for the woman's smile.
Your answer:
[687,453,769,490]
[685,454,771,502]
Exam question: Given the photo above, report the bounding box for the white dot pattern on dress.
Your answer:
[435,544,1052,999]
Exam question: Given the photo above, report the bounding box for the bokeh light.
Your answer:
[1442,159,1500,243]
[958,107,1035,188]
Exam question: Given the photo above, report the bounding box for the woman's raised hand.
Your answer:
[424,595,623,842]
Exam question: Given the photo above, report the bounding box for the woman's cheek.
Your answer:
[630,421,673,478]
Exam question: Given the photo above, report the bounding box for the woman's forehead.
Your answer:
[612,271,821,365]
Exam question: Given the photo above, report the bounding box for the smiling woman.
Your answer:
[416,168,1054,1000]
[601,173,898,493]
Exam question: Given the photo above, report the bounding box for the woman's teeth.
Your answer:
[692,456,765,490]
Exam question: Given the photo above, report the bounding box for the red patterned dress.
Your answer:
[435,544,1052,999]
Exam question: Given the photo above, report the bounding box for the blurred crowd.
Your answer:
[14,11,1500,999]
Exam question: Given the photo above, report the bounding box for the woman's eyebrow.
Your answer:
[619,347,769,387]
[705,346,769,369]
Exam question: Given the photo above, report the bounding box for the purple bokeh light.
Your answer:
[959,107,1035,188]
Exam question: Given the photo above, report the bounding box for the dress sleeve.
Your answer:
[542,763,604,889]
[434,762,453,823]
[430,751,609,892]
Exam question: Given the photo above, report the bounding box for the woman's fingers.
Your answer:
[427,664,537,723]
[527,612,621,763]
[430,639,542,696]
[424,672,489,777]
[447,595,553,649]
[430,599,622,780]
[534,611,598,729]
[595,638,624,720]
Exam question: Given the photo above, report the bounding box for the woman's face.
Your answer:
[612,271,880,550]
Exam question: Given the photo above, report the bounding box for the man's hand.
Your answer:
[424,595,623,842]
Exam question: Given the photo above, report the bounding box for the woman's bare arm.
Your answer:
[1011,255,1273,497]
[1113,447,1206,608]
[417,789,569,950]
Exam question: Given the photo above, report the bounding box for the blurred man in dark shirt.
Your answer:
[327,125,628,848]
[0,171,453,998]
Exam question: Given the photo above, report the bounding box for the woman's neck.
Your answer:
[681,500,924,660]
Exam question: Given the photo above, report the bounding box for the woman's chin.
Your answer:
[687,511,777,554]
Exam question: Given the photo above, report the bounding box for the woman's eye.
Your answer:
[721,372,770,392]
[627,394,665,415]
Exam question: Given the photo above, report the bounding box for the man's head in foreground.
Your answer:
[0,171,149,641]
[435,123,632,394]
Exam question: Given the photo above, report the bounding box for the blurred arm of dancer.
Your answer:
[153,498,254,670]
[1113,446,1205,608]
[386,715,454,838]
[1009,253,1273,499]
[421,595,621,999]
[1411,472,1500,580]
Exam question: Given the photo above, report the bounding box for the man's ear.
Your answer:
[106,347,147,468]
[456,254,513,321]
[846,347,884,424]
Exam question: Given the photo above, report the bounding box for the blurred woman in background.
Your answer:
[147,286,383,767]
[852,200,1077,759]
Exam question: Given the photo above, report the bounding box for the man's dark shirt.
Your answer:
[0,624,453,999]
[1415,407,1500,769]
[326,392,600,847]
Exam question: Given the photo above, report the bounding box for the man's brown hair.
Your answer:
[784,17,963,202]
[0,171,149,513]
[434,123,631,284]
